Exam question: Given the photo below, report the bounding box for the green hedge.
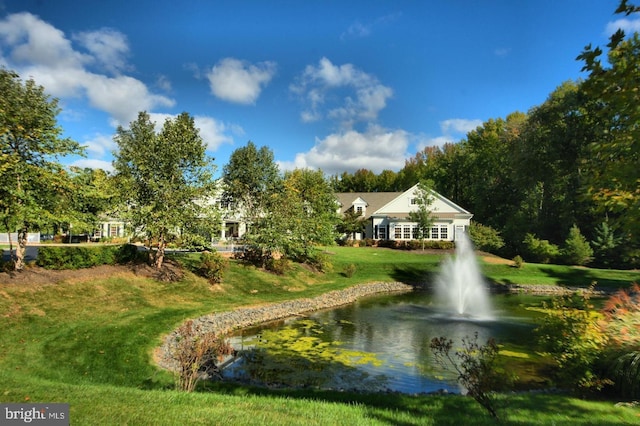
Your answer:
[36,244,146,270]
[378,239,455,250]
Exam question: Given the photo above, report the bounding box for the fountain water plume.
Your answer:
[435,232,493,320]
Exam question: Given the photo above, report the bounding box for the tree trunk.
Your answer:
[3,218,16,265]
[15,225,28,271]
[154,233,166,269]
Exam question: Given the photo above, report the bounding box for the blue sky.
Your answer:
[1,0,637,176]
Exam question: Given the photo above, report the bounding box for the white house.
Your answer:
[336,184,473,242]
[95,183,472,244]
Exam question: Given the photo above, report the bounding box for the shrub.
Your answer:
[35,244,146,269]
[169,320,234,392]
[343,263,357,278]
[522,233,560,264]
[430,332,510,420]
[428,240,455,250]
[115,244,147,264]
[599,283,640,398]
[0,258,14,272]
[377,239,397,249]
[306,251,333,273]
[198,251,228,283]
[512,255,524,269]
[265,257,291,275]
[562,225,593,266]
[363,238,376,247]
[469,222,505,253]
[535,286,609,393]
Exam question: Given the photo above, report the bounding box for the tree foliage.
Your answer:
[243,168,338,265]
[591,219,624,268]
[578,4,640,247]
[113,111,218,269]
[337,208,366,241]
[222,141,282,227]
[408,180,435,249]
[469,222,505,254]
[535,287,609,393]
[562,225,593,266]
[0,68,84,270]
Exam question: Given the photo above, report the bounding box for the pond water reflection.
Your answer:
[225,291,548,394]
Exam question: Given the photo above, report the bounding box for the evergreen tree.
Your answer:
[562,225,594,266]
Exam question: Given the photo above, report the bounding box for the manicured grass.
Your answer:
[1,246,639,425]
[481,260,639,290]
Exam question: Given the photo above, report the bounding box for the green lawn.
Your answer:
[481,259,639,290]
[1,246,638,425]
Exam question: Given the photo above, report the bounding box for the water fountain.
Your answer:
[434,232,494,320]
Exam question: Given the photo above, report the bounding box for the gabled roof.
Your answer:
[336,191,401,218]
[336,184,472,221]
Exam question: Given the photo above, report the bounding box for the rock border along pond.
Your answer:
[157,281,415,371]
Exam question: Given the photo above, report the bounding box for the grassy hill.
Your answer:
[1,246,638,425]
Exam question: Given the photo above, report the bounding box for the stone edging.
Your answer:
[156,281,414,371]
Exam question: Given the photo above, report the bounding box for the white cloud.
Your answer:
[206,57,276,104]
[281,125,409,175]
[155,74,172,92]
[418,135,455,149]
[70,158,114,172]
[194,115,243,151]
[415,118,482,151]
[82,133,116,156]
[291,57,393,127]
[341,21,371,39]
[494,47,511,57]
[606,18,640,35]
[83,73,174,126]
[0,12,175,128]
[440,118,482,135]
[73,28,130,74]
[0,12,88,69]
[340,12,401,40]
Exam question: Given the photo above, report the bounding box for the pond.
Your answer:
[224,291,552,394]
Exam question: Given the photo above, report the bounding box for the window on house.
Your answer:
[410,198,417,205]
[379,227,386,240]
[403,225,411,239]
[395,226,402,239]
[412,226,419,239]
[110,225,119,237]
[356,206,363,214]
[440,225,448,240]
[431,226,439,239]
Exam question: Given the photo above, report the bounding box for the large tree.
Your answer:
[0,68,84,270]
[578,2,640,247]
[222,141,282,232]
[113,111,218,269]
[283,168,339,258]
[244,168,338,264]
[514,81,597,244]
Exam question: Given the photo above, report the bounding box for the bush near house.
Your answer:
[197,251,228,283]
[377,239,455,250]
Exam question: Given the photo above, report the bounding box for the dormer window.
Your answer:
[356,206,363,214]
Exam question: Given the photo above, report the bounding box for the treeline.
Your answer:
[330,23,640,268]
